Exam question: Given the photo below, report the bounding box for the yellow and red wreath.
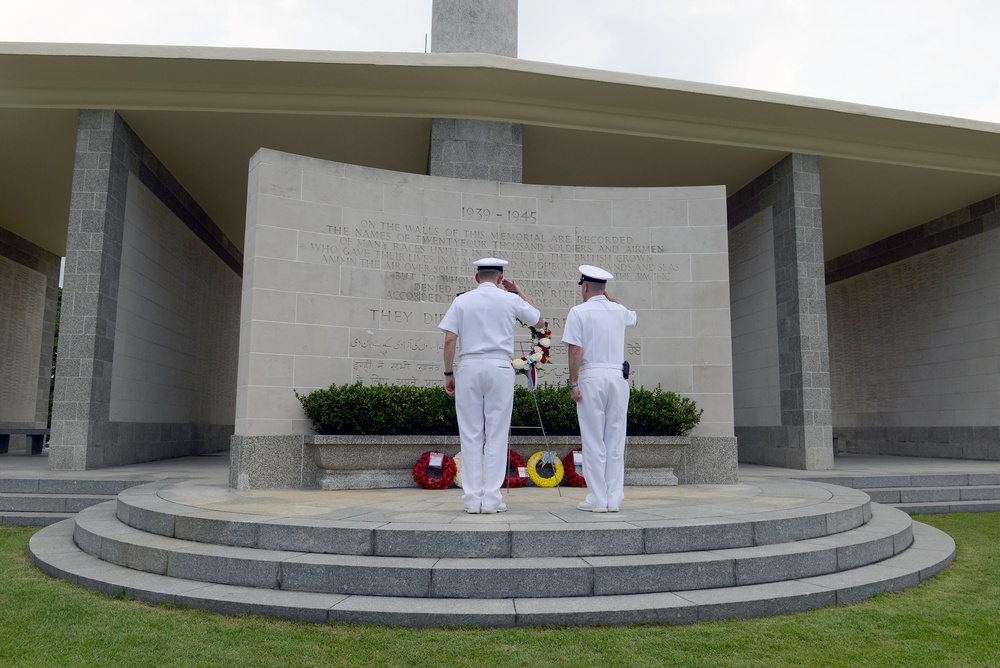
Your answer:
[527,450,564,487]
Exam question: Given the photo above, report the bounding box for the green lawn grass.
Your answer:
[1,513,998,668]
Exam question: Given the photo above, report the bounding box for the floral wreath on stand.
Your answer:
[412,451,457,490]
[561,450,587,487]
[511,321,552,390]
[527,450,564,488]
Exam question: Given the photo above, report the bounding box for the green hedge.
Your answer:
[296,382,701,436]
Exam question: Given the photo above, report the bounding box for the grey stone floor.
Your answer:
[143,475,859,526]
[0,451,229,481]
[5,449,1000,481]
[4,449,999,524]
[740,455,1000,478]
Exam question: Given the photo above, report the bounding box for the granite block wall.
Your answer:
[827,195,1000,460]
[728,209,780,428]
[429,119,523,183]
[109,173,240,427]
[0,228,61,452]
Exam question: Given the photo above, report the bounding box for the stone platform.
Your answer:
[27,476,954,627]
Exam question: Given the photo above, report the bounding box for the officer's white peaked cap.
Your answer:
[473,258,508,271]
[578,264,614,283]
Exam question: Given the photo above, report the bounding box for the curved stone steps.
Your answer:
[71,501,912,599]
[866,485,1000,504]
[896,499,1000,515]
[115,479,872,558]
[1,511,76,527]
[0,492,117,514]
[0,476,152,527]
[798,472,1000,515]
[28,518,956,627]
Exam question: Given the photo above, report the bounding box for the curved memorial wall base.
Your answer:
[303,435,736,489]
[233,149,736,489]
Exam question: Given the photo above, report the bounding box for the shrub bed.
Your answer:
[296,382,701,436]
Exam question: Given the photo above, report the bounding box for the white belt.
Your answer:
[460,353,510,361]
[581,363,622,370]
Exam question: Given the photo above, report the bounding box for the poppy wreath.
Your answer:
[412,451,457,490]
[505,450,528,488]
[561,449,587,487]
[527,450,564,488]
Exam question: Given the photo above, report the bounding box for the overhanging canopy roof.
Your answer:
[3,42,1000,260]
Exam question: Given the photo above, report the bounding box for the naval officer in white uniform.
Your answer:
[562,265,638,513]
[439,258,543,514]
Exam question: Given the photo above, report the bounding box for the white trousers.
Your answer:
[455,357,514,511]
[577,368,629,510]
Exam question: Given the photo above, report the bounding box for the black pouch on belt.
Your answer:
[622,361,630,379]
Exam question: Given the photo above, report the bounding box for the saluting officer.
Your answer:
[562,265,638,513]
[439,258,543,514]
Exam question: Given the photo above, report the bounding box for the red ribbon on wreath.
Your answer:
[412,451,457,490]
[505,450,528,488]
[561,450,587,487]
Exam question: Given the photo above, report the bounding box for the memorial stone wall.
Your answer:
[828,224,1000,459]
[236,149,735,442]
[0,255,48,424]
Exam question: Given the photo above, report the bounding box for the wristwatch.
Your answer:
[443,371,454,376]
[568,383,578,388]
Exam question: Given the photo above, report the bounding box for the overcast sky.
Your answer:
[3,0,1000,124]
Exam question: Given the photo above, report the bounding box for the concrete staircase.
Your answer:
[0,477,143,527]
[799,473,1000,514]
[27,478,955,627]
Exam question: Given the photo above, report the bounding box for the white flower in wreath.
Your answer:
[530,350,544,362]
[512,357,528,370]
[539,337,551,347]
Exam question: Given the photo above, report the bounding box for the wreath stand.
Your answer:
[508,341,562,497]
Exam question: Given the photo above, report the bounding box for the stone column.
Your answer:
[727,153,834,470]
[48,110,127,470]
[431,0,517,56]
[429,0,522,183]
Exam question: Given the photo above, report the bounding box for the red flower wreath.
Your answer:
[505,450,528,488]
[561,450,587,487]
[412,451,457,490]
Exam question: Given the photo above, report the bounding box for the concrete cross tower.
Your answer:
[429,0,522,182]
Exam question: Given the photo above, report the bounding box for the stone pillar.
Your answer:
[727,153,834,470]
[429,0,522,183]
[48,110,126,470]
[49,110,242,470]
[431,0,517,56]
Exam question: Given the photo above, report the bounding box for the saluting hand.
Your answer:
[501,278,520,293]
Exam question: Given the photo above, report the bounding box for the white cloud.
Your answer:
[0,0,432,51]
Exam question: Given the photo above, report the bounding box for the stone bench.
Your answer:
[0,426,49,455]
